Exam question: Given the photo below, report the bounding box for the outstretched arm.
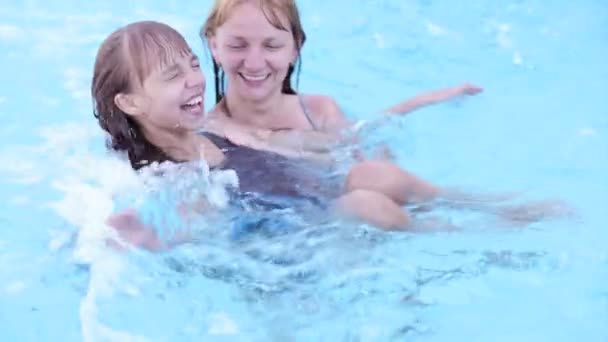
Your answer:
[106,199,211,252]
[106,209,170,251]
[203,115,340,163]
[383,83,483,115]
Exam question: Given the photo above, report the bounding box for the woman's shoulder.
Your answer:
[299,93,348,131]
[300,93,339,112]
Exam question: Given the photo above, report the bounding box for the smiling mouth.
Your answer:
[239,73,270,83]
[180,95,203,114]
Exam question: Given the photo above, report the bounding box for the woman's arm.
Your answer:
[204,114,340,162]
[383,83,483,115]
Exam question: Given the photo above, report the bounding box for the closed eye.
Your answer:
[191,55,201,69]
[166,71,181,81]
[265,44,283,50]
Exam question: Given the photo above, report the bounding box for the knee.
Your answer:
[345,160,400,191]
[335,189,411,230]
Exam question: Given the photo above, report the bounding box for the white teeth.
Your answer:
[185,96,202,106]
[242,74,268,81]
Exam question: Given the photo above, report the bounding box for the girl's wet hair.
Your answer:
[200,0,307,103]
[92,20,192,169]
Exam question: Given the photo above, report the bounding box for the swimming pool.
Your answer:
[1,0,606,340]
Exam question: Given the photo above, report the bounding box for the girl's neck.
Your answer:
[223,89,287,127]
[140,124,201,162]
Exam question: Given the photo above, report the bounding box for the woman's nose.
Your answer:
[243,48,265,71]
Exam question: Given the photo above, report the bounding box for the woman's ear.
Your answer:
[207,35,220,61]
[114,93,143,116]
[291,47,299,65]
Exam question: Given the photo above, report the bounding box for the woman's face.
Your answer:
[209,1,297,102]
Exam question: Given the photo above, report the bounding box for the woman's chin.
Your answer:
[235,86,273,102]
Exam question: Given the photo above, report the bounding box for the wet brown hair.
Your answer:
[92,21,193,169]
[200,0,307,103]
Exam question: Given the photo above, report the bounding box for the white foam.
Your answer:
[426,21,447,36]
[9,195,30,205]
[17,121,145,341]
[208,169,238,207]
[37,122,103,157]
[498,23,511,34]
[578,127,597,136]
[35,120,241,341]
[48,229,74,252]
[5,281,26,294]
[28,20,107,59]
[373,33,385,49]
[62,167,151,342]
[494,23,513,49]
[497,32,512,49]
[207,312,239,336]
[0,25,24,41]
[39,96,60,107]
[63,67,89,100]
[309,14,323,29]
[123,284,141,297]
[130,9,193,34]
[512,51,523,65]
[0,155,42,184]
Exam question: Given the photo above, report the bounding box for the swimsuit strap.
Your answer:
[198,131,235,150]
[298,94,319,131]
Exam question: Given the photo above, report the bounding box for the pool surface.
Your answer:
[1,0,607,341]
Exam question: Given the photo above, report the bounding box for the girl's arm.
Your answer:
[106,199,210,252]
[106,209,168,251]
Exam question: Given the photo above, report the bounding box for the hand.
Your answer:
[106,209,164,251]
[458,83,484,95]
[206,116,268,149]
[224,126,269,151]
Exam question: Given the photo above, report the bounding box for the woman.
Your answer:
[197,0,571,231]
[200,0,482,147]
[197,0,486,226]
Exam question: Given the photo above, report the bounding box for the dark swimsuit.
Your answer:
[204,96,340,238]
[210,94,336,203]
[202,131,340,208]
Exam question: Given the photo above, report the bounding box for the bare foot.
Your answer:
[498,199,576,225]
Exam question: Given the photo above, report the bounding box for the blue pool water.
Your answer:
[1,0,607,341]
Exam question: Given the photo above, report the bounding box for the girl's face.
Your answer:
[116,53,207,134]
[209,1,297,102]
